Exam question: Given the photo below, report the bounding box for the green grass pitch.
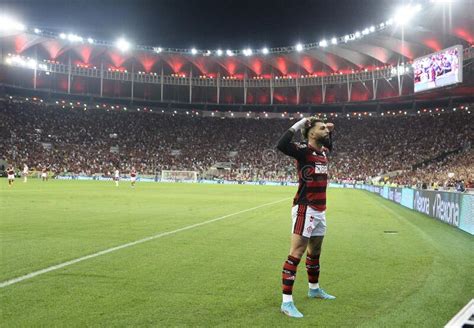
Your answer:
[1,179,473,327]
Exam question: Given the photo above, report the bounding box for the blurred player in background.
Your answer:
[41,167,48,181]
[114,168,120,187]
[7,165,15,187]
[276,116,336,318]
[130,167,137,188]
[22,164,29,183]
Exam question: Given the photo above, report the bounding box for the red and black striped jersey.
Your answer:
[277,130,331,211]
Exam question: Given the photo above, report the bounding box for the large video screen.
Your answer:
[413,45,463,93]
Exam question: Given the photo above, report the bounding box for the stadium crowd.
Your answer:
[0,97,472,189]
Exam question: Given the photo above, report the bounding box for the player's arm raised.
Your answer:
[325,122,335,151]
[276,118,307,159]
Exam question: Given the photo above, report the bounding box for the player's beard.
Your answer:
[319,135,332,150]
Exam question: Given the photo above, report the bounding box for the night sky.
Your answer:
[3,0,414,49]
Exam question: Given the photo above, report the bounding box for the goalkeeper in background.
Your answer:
[276,116,336,318]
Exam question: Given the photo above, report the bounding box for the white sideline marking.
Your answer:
[0,198,289,288]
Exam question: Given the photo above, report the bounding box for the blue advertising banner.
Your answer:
[388,187,403,204]
[352,184,472,235]
[382,186,389,199]
[401,188,415,209]
[459,194,474,235]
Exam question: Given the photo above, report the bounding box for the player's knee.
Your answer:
[289,245,307,259]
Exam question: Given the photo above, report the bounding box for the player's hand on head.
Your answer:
[291,118,308,131]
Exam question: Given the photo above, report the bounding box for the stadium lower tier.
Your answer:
[0,96,472,188]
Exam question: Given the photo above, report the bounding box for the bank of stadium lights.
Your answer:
[57,31,90,44]
[295,43,304,52]
[226,49,234,56]
[331,38,337,45]
[393,4,422,25]
[0,15,25,31]
[243,48,252,56]
[67,33,83,42]
[261,47,269,55]
[116,38,131,52]
[216,49,223,56]
[319,40,328,47]
[191,48,197,55]
[4,54,40,70]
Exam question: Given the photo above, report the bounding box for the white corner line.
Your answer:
[1,197,290,288]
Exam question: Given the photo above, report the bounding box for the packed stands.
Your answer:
[1,97,472,189]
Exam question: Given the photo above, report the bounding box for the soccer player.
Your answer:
[276,116,336,318]
[22,164,29,183]
[114,168,120,187]
[41,167,48,181]
[7,165,15,187]
[130,167,137,188]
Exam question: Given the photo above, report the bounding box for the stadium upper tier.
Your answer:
[1,2,473,105]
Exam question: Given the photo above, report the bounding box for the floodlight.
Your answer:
[116,38,130,52]
[243,48,252,56]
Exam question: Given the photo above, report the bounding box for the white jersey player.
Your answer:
[22,164,29,183]
[114,169,120,187]
[41,167,48,181]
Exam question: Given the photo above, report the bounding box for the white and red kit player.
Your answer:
[114,169,120,187]
[41,167,48,181]
[130,167,137,188]
[7,166,15,187]
[22,164,29,183]
[276,117,336,318]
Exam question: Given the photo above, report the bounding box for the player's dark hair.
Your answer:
[302,117,325,139]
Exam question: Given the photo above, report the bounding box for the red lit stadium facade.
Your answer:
[0,4,473,112]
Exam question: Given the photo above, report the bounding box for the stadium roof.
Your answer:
[1,2,473,77]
